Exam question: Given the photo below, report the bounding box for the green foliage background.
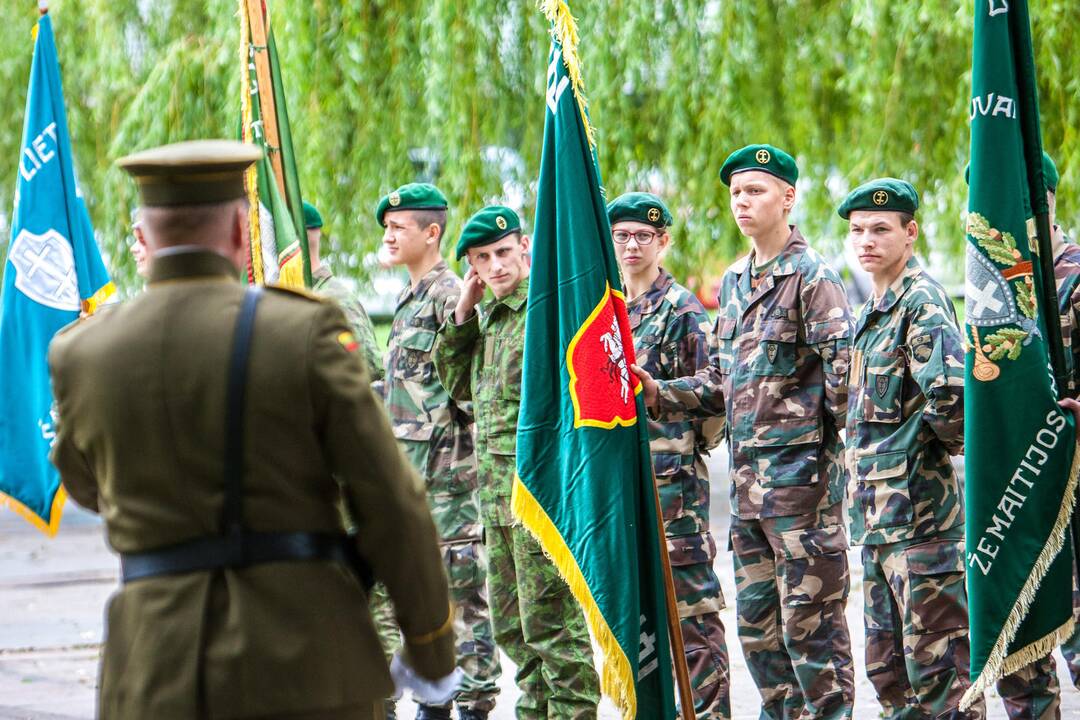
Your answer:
[0,0,1077,296]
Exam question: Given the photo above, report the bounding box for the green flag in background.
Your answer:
[962,0,1078,706]
[240,1,309,288]
[512,3,676,719]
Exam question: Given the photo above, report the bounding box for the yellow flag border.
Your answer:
[512,476,636,720]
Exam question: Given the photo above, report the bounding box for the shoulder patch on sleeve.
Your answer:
[337,330,360,353]
[910,333,934,362]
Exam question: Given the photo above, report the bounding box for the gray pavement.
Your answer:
[2,450,1079,718]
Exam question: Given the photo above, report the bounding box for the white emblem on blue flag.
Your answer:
[9,229,79,311]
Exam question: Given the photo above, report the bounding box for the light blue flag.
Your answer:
[0,13,113,535]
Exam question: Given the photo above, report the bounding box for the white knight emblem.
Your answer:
[598,316,631,404]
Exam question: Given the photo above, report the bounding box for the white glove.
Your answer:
[389,653,463,706]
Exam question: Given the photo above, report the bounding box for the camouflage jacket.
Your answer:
[312,266,383,381]
[1053,231,1080,396]
[629,269,722,551]
[846,257,965,546]
[383,261,478,513]
[433,279,528,526]
[656,227,853,519]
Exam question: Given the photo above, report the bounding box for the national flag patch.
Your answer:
[337,331,359,353]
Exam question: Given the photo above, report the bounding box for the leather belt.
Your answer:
[120,530,359,583]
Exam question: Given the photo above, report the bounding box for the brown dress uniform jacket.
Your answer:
[48,250,453,720]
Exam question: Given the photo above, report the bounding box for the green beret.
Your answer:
[455,205,521,260]
[375,183,448,227]
[302,201,323,229]
[606,192,673,228]
[720,144,798,187]
[837,178,919,219]
[118,140,262,207]
[1043,152,1059,193]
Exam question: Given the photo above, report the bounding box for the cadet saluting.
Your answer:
[49,141,455,720]
[634,145,856,720]
[608,191,731,719]
[433,206,601,719]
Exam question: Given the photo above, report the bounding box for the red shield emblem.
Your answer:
[566,284,641,429]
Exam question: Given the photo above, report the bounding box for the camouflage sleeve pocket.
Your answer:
[715,318,737,373]
[666,533,717,567]
[779,524,850,606]
[857,351,904,423]
[805,319,851,345]
[905,327,949,393]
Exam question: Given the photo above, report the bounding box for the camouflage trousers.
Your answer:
[1059,559,1080,688]
[996,656,1060,720]
[668,534,731,719]
[861,534,986,720]
[994,564,1080,719]
[729,503,855,720]
[371,490,501,713]
[486,522,600,720]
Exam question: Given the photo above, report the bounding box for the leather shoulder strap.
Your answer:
[222,286,263,538]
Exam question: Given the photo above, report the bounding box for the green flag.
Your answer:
[240,3,310,288]
[512,3,676,719]
[962,0,1078,705]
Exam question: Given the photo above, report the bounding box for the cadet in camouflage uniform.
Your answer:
[634,145,855,720]
[609,191,731,719]
[304,202,383,381]
[839,179,987,720]
[433,206,600,720]
[371,184,501,720]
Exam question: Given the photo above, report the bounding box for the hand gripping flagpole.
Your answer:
[38,1,47,15]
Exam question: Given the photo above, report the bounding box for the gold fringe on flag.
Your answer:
[511,476,637,720]
[539,0,596,148]
[961,439,1080,708]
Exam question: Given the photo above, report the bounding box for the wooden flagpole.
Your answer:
[651,469,697,719]
[242,0,286,201]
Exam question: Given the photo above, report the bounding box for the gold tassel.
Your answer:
[511,476,637,720]
[538,0,597,148]
[961,439,1080,708]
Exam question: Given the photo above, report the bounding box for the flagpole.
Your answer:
[242,0,287,203]
[650,469,697,720]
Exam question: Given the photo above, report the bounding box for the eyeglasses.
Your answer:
[612,230,659,245]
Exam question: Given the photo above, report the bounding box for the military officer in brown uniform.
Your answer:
[48,140,455,720]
